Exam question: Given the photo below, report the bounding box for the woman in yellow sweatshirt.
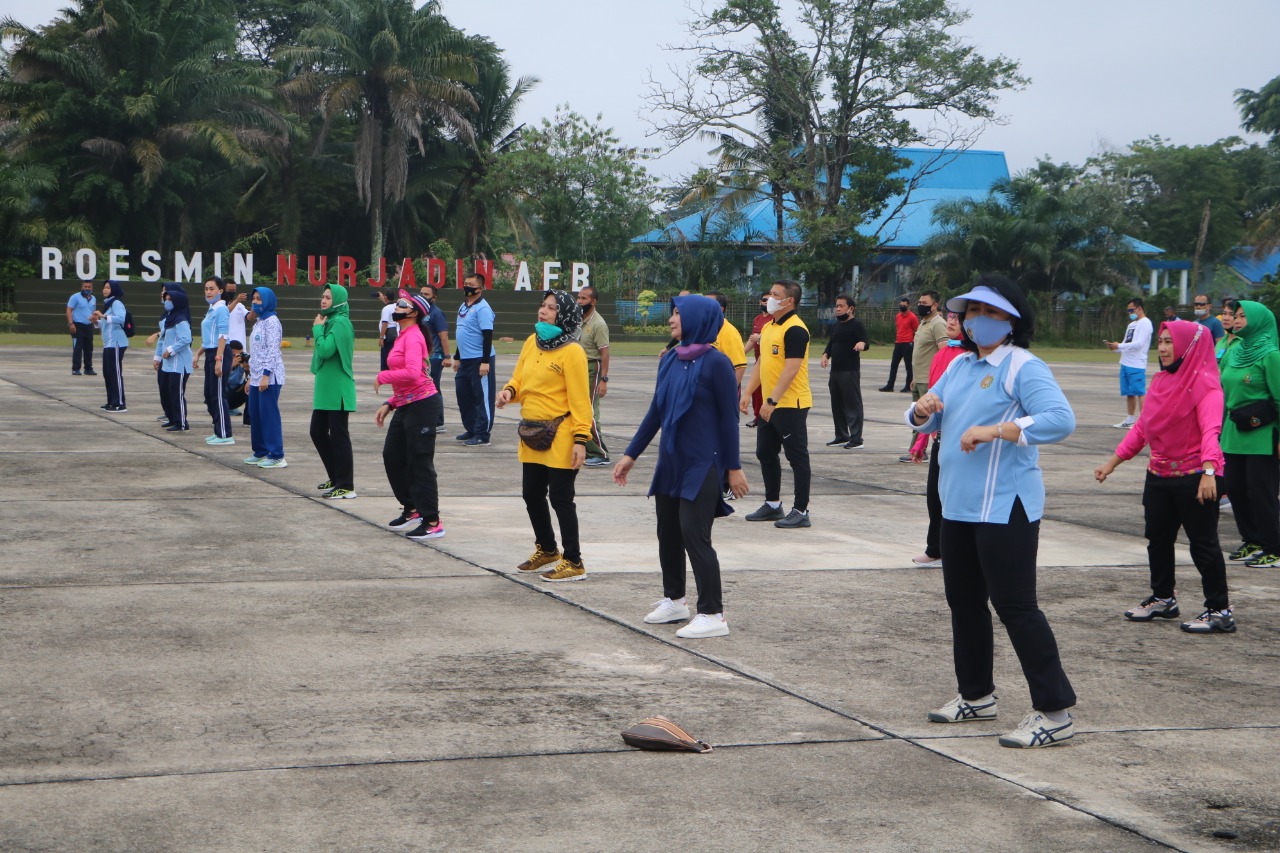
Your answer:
[497,290,594,581]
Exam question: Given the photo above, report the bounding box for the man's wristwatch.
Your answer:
[766,397,778,406]
[599,376,608,382]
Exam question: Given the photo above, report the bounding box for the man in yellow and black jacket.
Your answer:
[738,279,813,529]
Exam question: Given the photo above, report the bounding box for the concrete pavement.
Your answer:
[1,343,1278,852]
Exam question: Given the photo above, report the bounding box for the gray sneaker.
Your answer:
[998,712,1075,748]
[1124,594,1179,622]
[744,503,785,522]
[928,694,998,723]
[774,509,811,529]
[1181,608,1237,634]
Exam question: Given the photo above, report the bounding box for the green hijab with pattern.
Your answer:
[1227,300,1280,369]
[311,283,355,379]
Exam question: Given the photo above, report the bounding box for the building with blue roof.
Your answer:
[1225,247,1280,287]
[634,147,1171,303]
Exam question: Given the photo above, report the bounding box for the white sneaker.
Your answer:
[911,553,943,568]
[928,693,998,723]
[676,613,729,639]
[1111,418,1135,429]
[998,712,1075,748]
[644,598,691,624]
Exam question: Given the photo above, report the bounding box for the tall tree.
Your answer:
[483,108,659,260]
[1236,75,1280,255]
[646,0,1026,294]
[918,170,1141,296]
[1,0,284,254]
[280,0,476,262]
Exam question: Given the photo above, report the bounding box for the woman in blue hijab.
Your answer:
[245,286,288,468]
[613,295,749,639]
[156,284,193,431]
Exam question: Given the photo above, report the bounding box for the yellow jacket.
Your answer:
[504,335,594,467]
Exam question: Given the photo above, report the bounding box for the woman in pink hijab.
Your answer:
[1094,320,1234,634]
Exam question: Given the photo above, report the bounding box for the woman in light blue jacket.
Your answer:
[91,280,129,412]
[157,285,193,432]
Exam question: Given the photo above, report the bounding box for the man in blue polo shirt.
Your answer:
[65,280,98,375]
[452,271,496,446]
[419,283,453,434]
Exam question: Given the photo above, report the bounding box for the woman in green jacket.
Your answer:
[1220,299,1280,570]
[311,284,358,499]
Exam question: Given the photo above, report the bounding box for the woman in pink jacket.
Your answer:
[1094,320,1233,634]
[375,292,444,542]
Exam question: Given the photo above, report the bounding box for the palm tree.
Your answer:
[280,0,476,262]
[1236,76,1280,255]
[2,0,283,253]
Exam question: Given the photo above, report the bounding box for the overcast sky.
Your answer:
[6,0,1278,185]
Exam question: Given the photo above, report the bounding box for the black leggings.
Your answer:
[383,396,441,523]
[522,462,580,562]
[655,467,724,614]
[311,409,354,490]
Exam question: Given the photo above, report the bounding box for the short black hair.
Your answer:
[920,290,940,304]
[382,288,398,301]
[773,279,802,304]
[835,293,855,309]
[958,273,1034,352]
[204,275,224,289]
[465,270,488,287]
[705,290,730,312]
[579,285,598,300]
[229,340,244,352]
[1127,296,1144,309]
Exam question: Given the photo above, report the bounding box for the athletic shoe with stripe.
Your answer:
[257,457,288,469]
[928,694,998,723]
[1245,552,1279,568]
[1181,607,1237,633]
[1228,543,1262,562]
[323,488,357,499]
[998,712,1074,748]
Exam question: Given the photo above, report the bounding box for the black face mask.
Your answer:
[898,304,909,314]
[463,286,480,297]
[916,304,932,318]
[391,311,410,321]
[759,303,769,313]
[223,291,237,303]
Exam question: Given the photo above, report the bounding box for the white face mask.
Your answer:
[766,296,785,314]
[1194,308,1208,318]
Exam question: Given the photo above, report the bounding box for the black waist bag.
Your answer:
[1229,400,1278,431]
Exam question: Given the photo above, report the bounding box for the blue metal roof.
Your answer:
[634,148,1011,249]
[634,148,1167,257]
[1226,247,1280,284]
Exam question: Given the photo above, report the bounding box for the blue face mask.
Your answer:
[163,299,174,312]
[963,314,1013,348]
[535,321,563,341]
[1129,312,1138,321]
[207,295,221,305]
[252,303,264,315]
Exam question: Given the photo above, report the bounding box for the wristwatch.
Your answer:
[766,397,778,406]
[599,376,608,382]
[1203,466,1216,476]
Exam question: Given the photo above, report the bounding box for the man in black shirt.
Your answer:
[821,293,870,449]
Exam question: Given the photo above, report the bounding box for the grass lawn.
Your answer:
[0,332,1131,364]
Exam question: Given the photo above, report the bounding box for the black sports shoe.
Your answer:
[774,509,812,529]
[108,405,128,413]
[826,437,850,446]
[877,385,892,392]
[744,503,786,522]
[844,440,864,449]
[387,510,421,531]
[455,432,474,441]
[1181,608,1237,634]
[84,369,96,375]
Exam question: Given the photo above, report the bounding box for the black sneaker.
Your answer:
[387,510,421,531]
[1181,608,1237,634]
[463,436,490,446]
[877,385,892,392]
[100,404,113,410]
[744,503,786,522]
[108,405,128,413]
[774,509,812,529]
[455,432,474,441]
[1228,543,1262,562]
[317,480,334,491]
[72,370,81,376]
[825,437,850,447]
[84,370,96,375]
[844,440,864,449]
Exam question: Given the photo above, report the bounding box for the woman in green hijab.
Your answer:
[1220,299,1280,573]
[311,284,357,498]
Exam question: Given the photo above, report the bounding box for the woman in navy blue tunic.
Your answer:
[613,295,750,639]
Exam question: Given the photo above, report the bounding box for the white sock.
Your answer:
[766,500,781,508]
[970,693,995,705]
[1043,709,1071,724]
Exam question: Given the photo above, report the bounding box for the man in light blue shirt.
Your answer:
[452,272,496,446]
[65,280,98,375]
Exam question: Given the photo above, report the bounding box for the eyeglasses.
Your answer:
[1193,302,1209,307]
